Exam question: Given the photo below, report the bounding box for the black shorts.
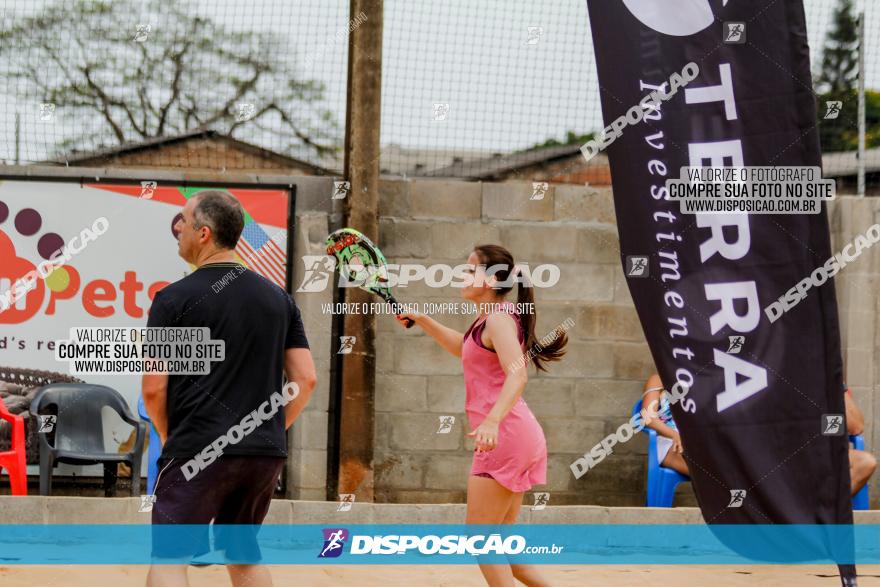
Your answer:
[150,454,284,563]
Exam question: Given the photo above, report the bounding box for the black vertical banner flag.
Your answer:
[585,0,855,581]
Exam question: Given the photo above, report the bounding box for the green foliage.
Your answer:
[816,0,859,94]
[0,0,339,158]
[818,90,880,152]
[814,0,880,153]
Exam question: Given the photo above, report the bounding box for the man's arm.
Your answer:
[142,292,172,444]
[142,372,170,444]
[283,348,317,429]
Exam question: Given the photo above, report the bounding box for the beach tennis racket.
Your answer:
[325,228,414,328]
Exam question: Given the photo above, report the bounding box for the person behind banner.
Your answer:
[396,244,565,587]
[845,385,876,497]
[641,373,688,476]
[142,191,317,587]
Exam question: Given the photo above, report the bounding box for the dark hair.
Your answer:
[191,191,245,250]
[473,244,567,372]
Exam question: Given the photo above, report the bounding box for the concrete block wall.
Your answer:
[291,175,879,508]
[828,196,880,508]
[370,179,686,506]
[287,177,338,501]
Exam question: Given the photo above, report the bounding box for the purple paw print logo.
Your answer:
[0,201,66,261]
[0,200,71,318]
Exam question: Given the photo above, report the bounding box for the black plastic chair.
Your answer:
[30,383,145,496]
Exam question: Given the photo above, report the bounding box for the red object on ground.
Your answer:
[0,396,27,495]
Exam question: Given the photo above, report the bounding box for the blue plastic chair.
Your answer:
[632,399,690,507]
[137,397,162,495]
[632,399,871,510]
[850,434,870,510]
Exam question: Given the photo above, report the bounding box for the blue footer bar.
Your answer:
[0,524,872,565]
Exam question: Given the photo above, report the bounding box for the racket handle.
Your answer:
[386,294,415,328]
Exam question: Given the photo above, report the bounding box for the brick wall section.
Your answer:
[487,154,613,186]
[71,139,320,174]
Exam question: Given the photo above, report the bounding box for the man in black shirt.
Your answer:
[143,190,316,587]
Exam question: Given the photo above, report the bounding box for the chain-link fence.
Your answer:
[0,0,877,191]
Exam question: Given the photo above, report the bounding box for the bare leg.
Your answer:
[227,564,273,587]
[662,450,689,476]
[467,475,518,587]
[504,496,552,587]
[146,565,188,587]
[850,449,877,496]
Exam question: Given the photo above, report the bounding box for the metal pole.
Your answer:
[15,113,20,165]
[857,11,866,197]
[338,0,382,502]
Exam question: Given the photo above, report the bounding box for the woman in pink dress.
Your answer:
[397,244,567,587]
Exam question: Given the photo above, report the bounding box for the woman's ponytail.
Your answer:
[474,244,568,372]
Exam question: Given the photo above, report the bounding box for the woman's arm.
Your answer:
[397,312,465,357]
[468,313,528,452]
[641,374,678,440]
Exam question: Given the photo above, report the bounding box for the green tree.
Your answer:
[816,0,859,94]
[814,0,880,153]
[817,90,880,152]
[0,0,339,159]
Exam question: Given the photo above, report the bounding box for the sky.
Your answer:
[0,0,875,166]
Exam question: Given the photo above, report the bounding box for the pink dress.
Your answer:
[461,302,547,493]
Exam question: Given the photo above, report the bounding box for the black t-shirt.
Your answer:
[147,262,309,458]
